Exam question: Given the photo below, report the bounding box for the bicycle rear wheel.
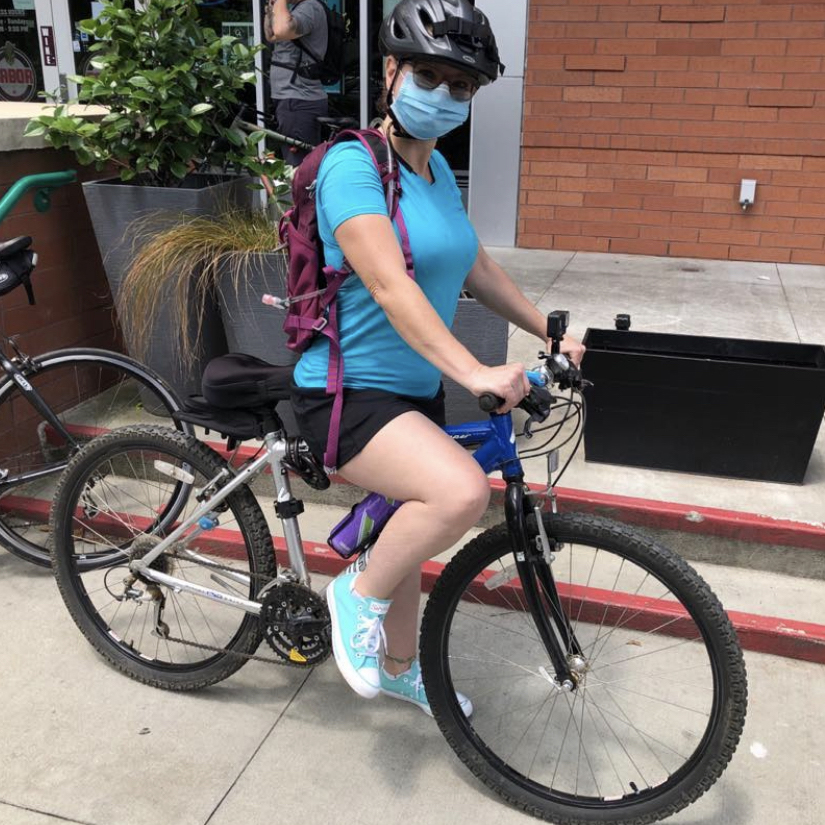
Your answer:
[0,348,187,567]
[420,513,747,825]
[51,426,276,689]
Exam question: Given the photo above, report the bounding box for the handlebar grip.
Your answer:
[479,393,504,413]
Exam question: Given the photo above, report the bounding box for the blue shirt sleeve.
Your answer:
[316,141,389,238]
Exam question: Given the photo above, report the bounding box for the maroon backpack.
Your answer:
[273,128,416,472]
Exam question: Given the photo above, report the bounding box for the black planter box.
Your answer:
[581,329,825,484]
[82,174,254,402]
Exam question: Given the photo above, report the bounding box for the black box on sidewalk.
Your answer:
[581,329,825,484]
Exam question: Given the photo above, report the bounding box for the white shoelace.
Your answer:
[352,614,387,658]
[410,671,427,701]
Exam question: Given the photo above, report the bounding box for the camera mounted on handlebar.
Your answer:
[537,310,585,393]
[547,309,568,354]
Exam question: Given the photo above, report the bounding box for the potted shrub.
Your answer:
[120,205,298,433]
[24,0,280,396]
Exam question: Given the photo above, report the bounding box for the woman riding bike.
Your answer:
[291,0,585,713]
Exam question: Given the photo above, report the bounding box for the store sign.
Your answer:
[39,25,55,66]
[0,42,36,101]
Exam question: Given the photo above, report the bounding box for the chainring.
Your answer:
[260,581,331,667]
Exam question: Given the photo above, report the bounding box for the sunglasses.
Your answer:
[406,63,480,102]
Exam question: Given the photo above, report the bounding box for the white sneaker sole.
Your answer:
[381,688,474,719]
[326,579,380,700]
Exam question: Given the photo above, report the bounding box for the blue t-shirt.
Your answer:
[293,141,479,397]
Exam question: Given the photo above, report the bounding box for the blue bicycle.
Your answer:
[49,311,747,825]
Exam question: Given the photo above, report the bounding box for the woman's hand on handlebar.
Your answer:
[468,363,530,414]
[558,334,586,367]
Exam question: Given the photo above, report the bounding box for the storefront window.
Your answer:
[197,0,257,111]
[0,0,42,102]
[68,0,97,77]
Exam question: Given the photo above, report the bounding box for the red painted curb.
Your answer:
[8,495,823,665]
[52,426,825,551]
[210,441,825,552]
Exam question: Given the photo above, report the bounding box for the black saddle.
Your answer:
[0,236,36,304]
[0,236,32,259]
[174,354,293,443]
[173,354,331,490]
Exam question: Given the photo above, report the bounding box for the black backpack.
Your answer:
[278,0,347,87]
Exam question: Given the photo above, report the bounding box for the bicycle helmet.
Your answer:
[379,0,504,85]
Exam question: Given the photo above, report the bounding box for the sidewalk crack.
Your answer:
[202,668,315,825]
[0,799,95,825]
[533,250,577,309]
[775,262,802,343]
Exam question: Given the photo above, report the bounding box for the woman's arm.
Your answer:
[464,245,586,365]
[334,214,529,409]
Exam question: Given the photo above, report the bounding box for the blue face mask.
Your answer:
[390,72,470,140]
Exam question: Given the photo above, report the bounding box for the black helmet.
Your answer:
[379,0,504,85]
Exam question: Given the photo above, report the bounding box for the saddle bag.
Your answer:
[0,236,37,304]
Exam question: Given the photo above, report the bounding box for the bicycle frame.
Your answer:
[130,395,578,687]
[0,345,80,489]
[132,411,527,595]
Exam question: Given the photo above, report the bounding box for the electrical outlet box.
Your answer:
[740,179,756,206]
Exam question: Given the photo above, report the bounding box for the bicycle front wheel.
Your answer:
[420,513,747,825]
[0,348,187,567]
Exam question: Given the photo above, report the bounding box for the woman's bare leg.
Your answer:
[338,410,490,672]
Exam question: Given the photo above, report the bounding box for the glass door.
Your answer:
[0,0,61,102]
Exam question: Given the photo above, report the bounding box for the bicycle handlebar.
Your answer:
[477,355,584,418]
[0,171,77,225]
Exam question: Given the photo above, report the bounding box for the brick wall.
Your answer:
[0,148,120,355]
[0,148,122,460]
[520,0,825,263]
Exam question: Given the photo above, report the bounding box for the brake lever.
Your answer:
[520,384,553,439]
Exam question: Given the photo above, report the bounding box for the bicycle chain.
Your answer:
[160,633,312,668]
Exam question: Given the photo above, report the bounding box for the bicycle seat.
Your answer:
[317,116,359,132]
[173,354,294,444]
[0,236,32,260]
[202,353,293,409]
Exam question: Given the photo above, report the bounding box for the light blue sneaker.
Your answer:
[326,572,391,699]
[380,659,473,718]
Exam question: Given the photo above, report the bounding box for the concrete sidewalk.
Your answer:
[1,249,824,825]
[0,554,822,825]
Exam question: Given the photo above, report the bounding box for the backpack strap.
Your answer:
[318,128,415,472]
[337,129,416,280]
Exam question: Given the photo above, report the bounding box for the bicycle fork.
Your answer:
[504,481,583,692]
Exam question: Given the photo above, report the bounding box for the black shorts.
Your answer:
[290,384,446,469]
